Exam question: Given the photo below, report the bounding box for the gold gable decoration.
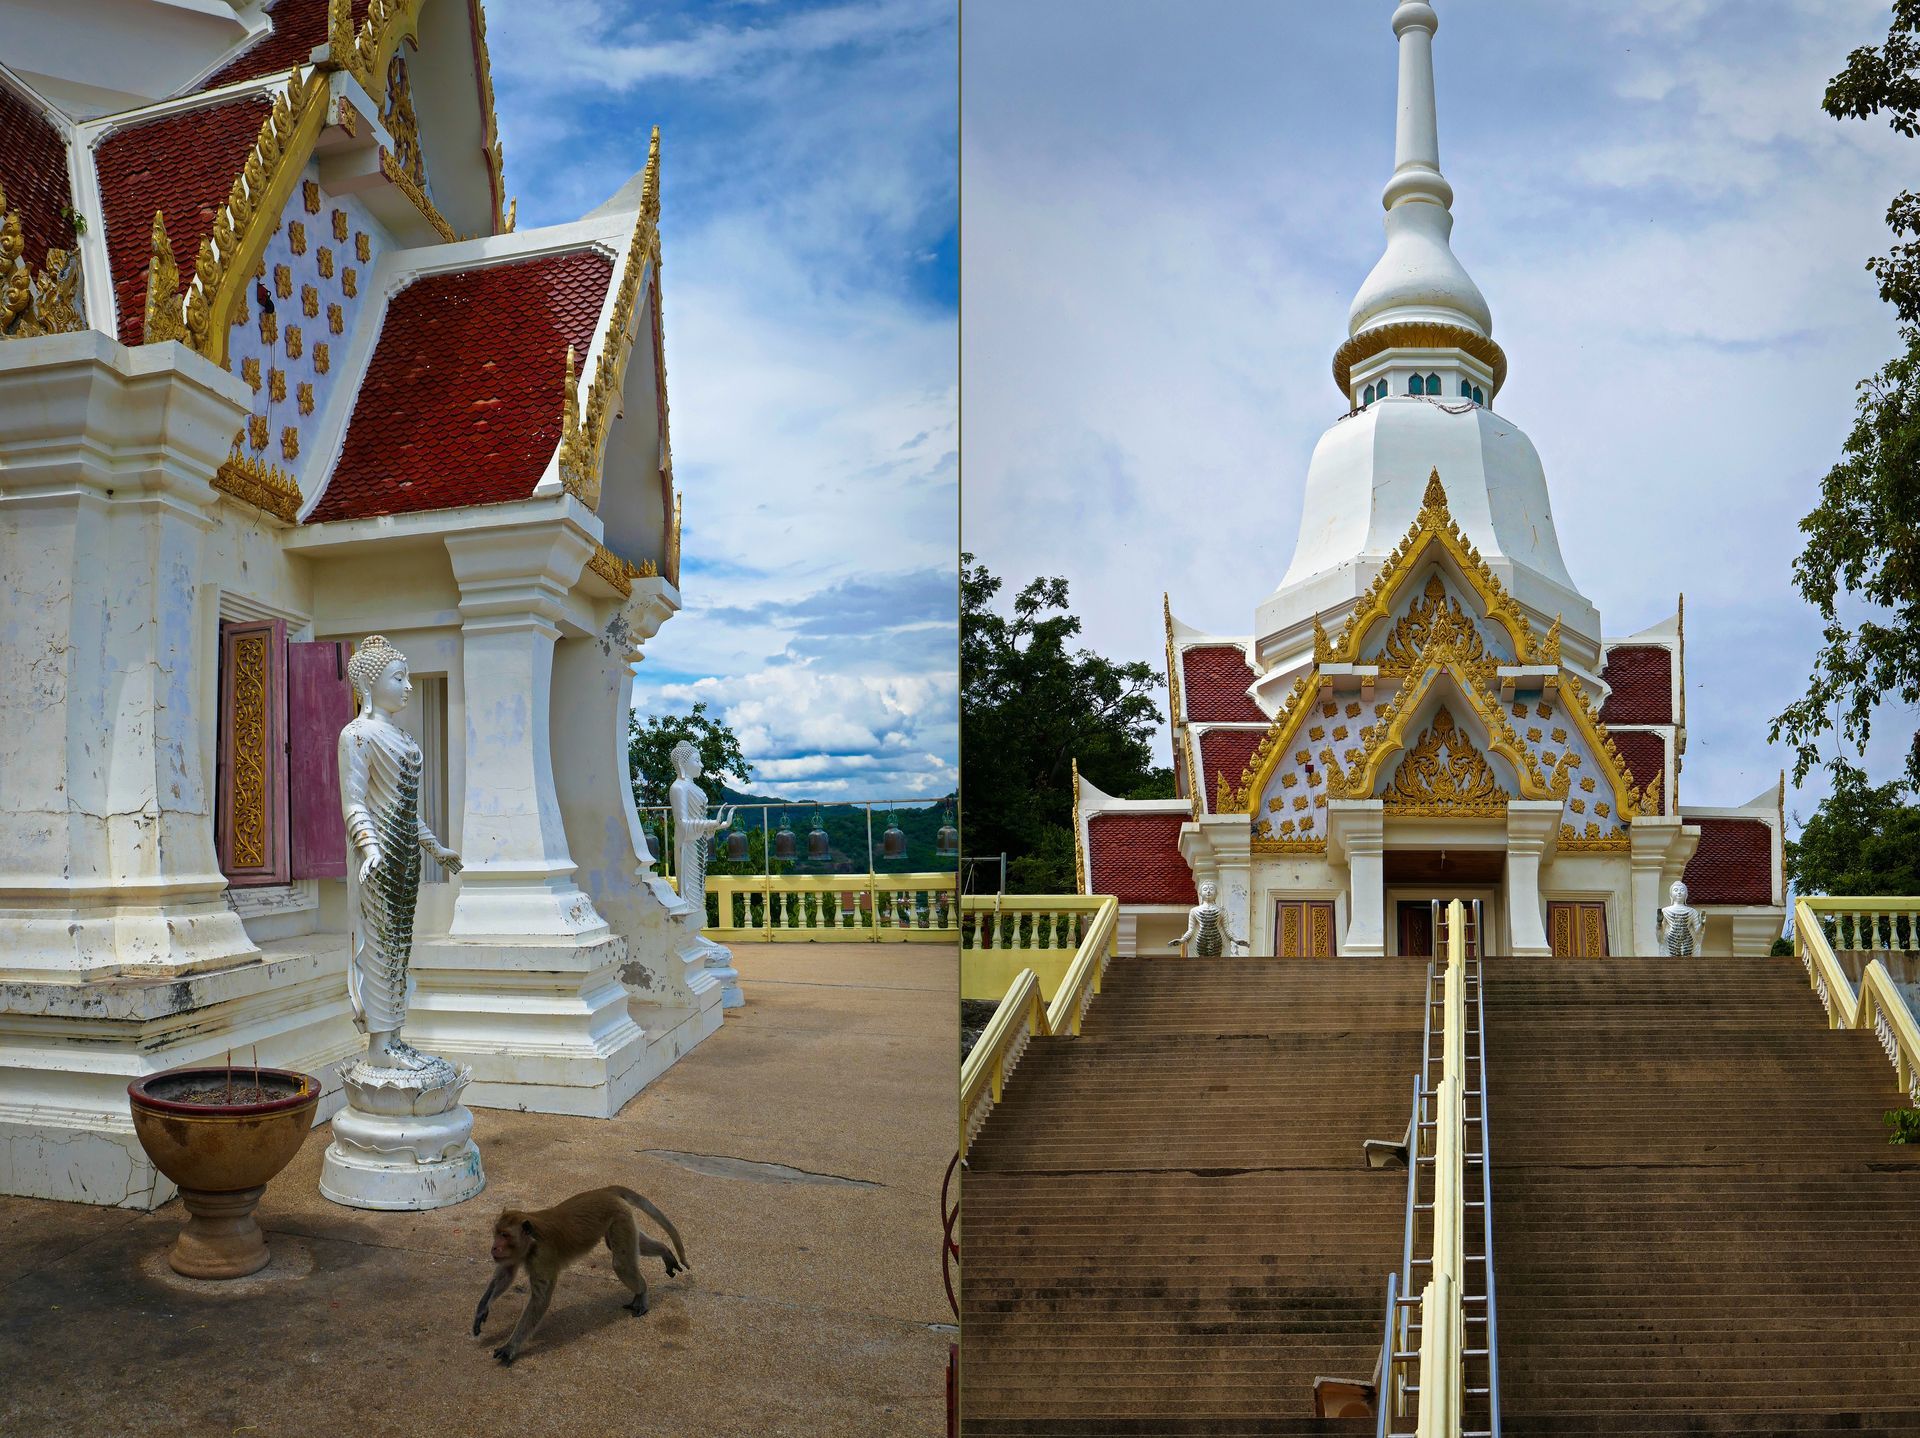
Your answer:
[143,210,186,343]
[1382,706,1508,816]
[180,67,333,370]
[1374,572,1493,673]
[1217,672,1311,814]
[1325,471,1536,668]
[558,127,663,511]
[0,179,82,340]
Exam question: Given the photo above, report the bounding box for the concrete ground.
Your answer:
[0,944,958,1438]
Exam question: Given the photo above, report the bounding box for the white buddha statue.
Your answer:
[1657,879,1706,957]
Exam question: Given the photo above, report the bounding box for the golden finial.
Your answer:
[1421,467,1448,515]
[640,126,661,227]
[558,344,589,499]
[144,210,186,344]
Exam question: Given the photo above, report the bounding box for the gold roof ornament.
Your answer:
[143,210,187,344]
[0,179,83,340]
[1382,705,1509,816]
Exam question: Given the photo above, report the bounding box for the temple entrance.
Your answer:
[1385,849,1501,956]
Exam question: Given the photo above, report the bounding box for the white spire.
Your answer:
[1346,0,1492,340]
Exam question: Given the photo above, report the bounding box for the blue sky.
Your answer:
[961,0,1920,827]
[488,0,957,801]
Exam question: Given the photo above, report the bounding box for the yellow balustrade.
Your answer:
[1413,898,1469,1438]
[958,896,1120,1153]
[1794,897,1920,1109]
[701,872,957,944]
[959,893,1115,1001]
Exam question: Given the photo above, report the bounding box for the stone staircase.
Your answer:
[1485,958,1920,1434]
[961,957,1430,1435]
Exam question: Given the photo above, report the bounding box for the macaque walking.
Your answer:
[473,1186,690,1365]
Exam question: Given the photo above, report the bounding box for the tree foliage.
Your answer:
[962,553,1172,893]
[1768,6,1920,791]
[1785,761,1920,897]
[628,701,752,809]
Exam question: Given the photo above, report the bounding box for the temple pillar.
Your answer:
[1504,800,1560,958]
[1329,800,1386,957]
[0,332,257,976]
[408,523,654,1119]
[1210,821,1253,954]
[1629,816,1689,956]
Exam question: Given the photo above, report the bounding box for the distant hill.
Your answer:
[684,789,960,875]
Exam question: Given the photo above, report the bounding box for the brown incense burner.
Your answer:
[127,1066,320,1279]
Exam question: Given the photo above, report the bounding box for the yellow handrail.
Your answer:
[958,895,1120,1154]
[1794,898,1920,1107]
[1415,899,1468,1437]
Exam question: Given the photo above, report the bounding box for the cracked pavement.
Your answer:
[0,943,957,1437]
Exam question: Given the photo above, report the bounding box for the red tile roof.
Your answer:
[0,81,75,276]
[1180,645,1264,723]
[94,96,271,346]
[308,249,613,523]
[200,0,372,90]
[1610,729,1666,813]
[1683,818,1773,906]
[1599,644,1674,726]
[1087,812,1195,907]
[1198,728,1264,812]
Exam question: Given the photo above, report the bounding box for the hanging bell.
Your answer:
[773,812,797,862]
[881,812,906,859]
[725,819,750,862]
[807,811,831,860]
[935,806,959,859]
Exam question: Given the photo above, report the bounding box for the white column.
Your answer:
[1330,800,1386,957]
[1210,820,1254,955]
[1504,800,1560,958]
[0,332,256,976]
[1628,816,1686,956]
[443,524,607,939]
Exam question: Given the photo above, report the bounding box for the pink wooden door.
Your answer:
[216,618,289,886]
[288,640,353,879]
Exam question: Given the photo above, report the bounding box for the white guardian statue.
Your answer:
[669,740,744,1008]
[320,636,485,1211]
[1657,880,1707,957]
[1169,880,1248,957]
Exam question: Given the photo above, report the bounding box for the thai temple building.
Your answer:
[1073,0,1785,959]
[0,0,725,1206]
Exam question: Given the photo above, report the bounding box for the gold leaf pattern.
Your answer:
[1384,706,1509,817]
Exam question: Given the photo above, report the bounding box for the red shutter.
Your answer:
[288,640,353,879]
[216,618,289,886]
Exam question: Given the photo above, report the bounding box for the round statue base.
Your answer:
[319,1054,486,1212]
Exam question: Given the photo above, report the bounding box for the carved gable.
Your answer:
[1383,706,1508,816]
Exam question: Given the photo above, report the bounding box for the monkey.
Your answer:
[472,1186,689,1365]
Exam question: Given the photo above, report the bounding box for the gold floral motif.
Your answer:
[1292,795,1309,812]
[1559,824,1629,853]
[280,425,299,460]
[1374,572,1495,673]
[288,221,306,255]
[1594,802,1611,819]
[328,302,343,335]
[334,210,349,243]
[1527,727,1542,742]
[382,54,425,189]
[1536,702,1552,720]
[1253,837,1328,855]
[318,247,334,279]
[356,232,370,262]
[304,180,321,215]
[302,285,318,318]
[227,629,270,866]
[268,367,285,401]
[1570,798,1585,815]
[0,180,83,340]
[314,342,330,374]
[1346,702,1362,719]
[242,356,261,391]
[260,310,277,345]
[275,264,291,299]
[297,381,313,416]
[1332,725,1349,741]
[249,415,268,450]
[1382,706,1508,816]
[1280,772,1298,790]
[584,541,658,597]
[1580,776,1596,793]
[1551,728,1568,744]
[1321,703,1337,719]
[285,325,302,359]
[1309,726,1325,742]
[342,268,357,298]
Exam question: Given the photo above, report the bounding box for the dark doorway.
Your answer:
[1397,899,1483,958]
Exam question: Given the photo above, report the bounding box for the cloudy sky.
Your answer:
[488,0,957,801]
[962,0,1918,826]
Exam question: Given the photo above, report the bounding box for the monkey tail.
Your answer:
[614,1187,689,1270]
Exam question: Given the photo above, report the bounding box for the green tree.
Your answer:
[962,553,1172,893]
[1769,6,1920,787]
[628,701,752,808]
[1785,762,1920,896]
